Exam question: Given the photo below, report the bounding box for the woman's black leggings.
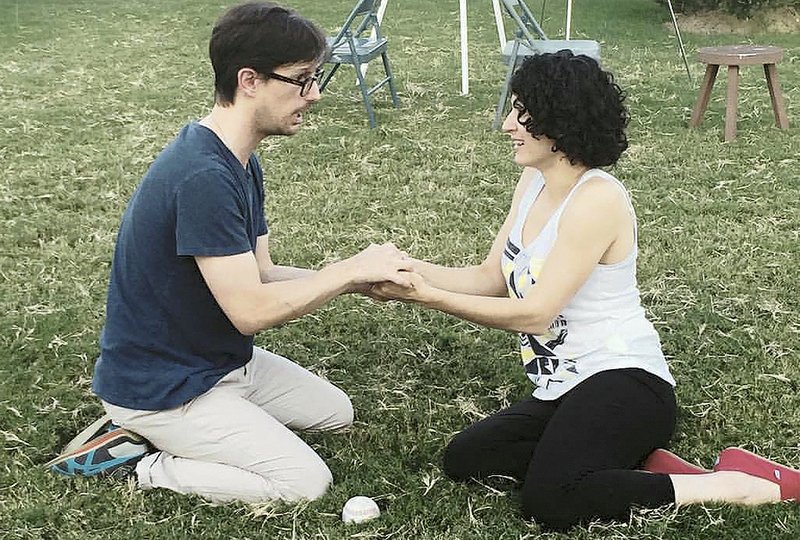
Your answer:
[442,368,677,531]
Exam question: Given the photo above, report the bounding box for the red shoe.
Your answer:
[641,448,710,475]
[714,447,800,501]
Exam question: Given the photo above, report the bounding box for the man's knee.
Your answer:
[280,457,334,501]
[336,395,354,430]
[327,392,354,432]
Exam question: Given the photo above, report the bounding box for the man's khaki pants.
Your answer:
[103,346,353,503]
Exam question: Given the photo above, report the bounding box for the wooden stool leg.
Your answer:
[724,65,739,141]
[690,64,719,127]
[764,63,789,129]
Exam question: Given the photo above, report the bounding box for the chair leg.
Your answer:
[493,55,518,130]
[724,64,739,141]
[353,61,377,128]
[764,63,789,129]
[381,52,400,108]
[690,64,719,128]
[319,64,341,92]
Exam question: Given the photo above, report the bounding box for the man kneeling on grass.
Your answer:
[47,1,412,503]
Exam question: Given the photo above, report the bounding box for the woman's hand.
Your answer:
[372,271,434,304]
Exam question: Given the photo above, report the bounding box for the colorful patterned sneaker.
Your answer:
[60,414,114,455]
[714,447,800,501]
[47,428,151,479]
[641,448,710,475]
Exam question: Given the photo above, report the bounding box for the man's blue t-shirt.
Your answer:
[93,122,268,410]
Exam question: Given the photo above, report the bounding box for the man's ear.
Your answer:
[237,67,260,98]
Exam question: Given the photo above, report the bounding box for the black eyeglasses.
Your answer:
[262,68,324,97]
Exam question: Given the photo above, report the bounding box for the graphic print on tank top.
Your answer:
[502,238,579,390]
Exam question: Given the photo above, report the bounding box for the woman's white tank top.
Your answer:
[500,168,675,400]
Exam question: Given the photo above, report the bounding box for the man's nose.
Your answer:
[305,80,322,102]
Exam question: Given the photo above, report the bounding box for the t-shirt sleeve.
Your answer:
[258,211,269,236]
[250,156,269,236]
[257,201,268,237]
[175,169,252,257]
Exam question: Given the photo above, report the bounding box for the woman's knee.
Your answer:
[442,430,479,481]
[521,480,583,531]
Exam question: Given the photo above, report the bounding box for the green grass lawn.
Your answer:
[1,0,798,538]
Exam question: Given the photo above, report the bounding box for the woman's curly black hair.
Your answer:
[509,50,628,167]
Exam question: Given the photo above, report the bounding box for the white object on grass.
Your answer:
[341,495,380,523]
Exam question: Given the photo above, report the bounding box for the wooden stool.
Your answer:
[689,45,789,141]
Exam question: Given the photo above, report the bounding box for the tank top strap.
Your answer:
[551,168,639,242]
[510,169,545,240]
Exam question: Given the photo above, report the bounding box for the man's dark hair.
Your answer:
[209,2,327,105]
[509,50,629,168]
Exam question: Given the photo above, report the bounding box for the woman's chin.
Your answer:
[513,154,531,167]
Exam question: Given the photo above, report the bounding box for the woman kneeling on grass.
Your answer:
[374,50,800,531]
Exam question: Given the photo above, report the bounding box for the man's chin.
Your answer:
[262,125,301,137]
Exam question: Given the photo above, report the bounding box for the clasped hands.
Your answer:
[345,242,430,303]
[368,270,427,303]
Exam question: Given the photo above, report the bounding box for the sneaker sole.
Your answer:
[62,414,113,455]
[45,428,147,470]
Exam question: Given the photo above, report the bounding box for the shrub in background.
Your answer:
[657,0,799,17]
